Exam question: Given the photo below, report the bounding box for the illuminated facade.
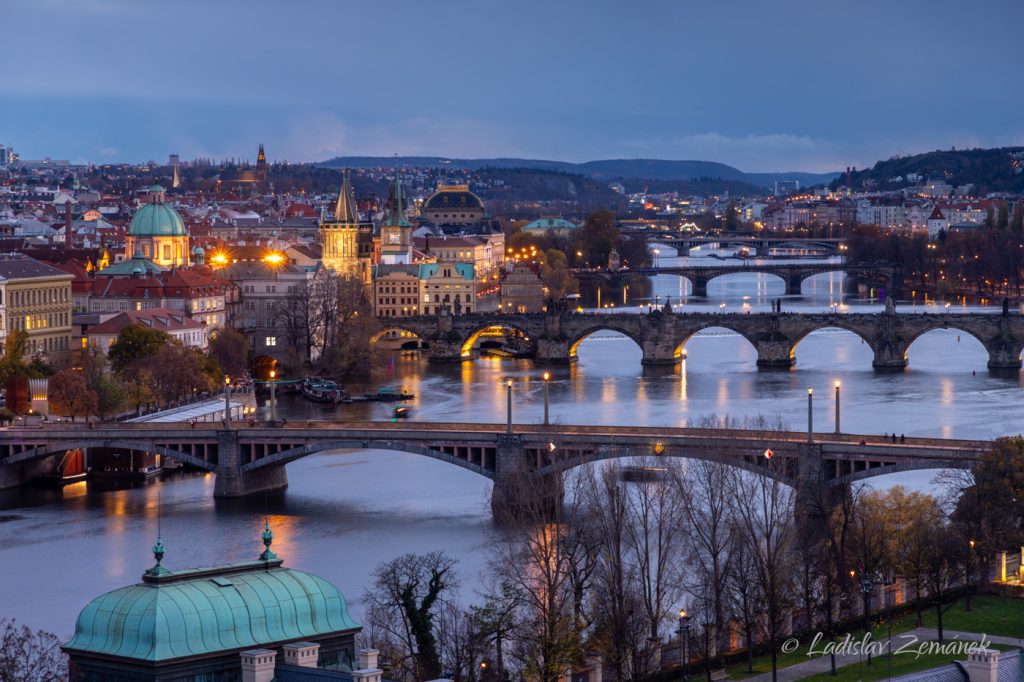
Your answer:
[0,255,73,359]
[125,185,190,268]
[320,170,373,283]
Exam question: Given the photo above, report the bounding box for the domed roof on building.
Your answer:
[129,202,187,237]
[64,552,359,662]
[423,185,484,211]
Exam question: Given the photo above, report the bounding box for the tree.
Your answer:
[363,552,458,682]
[952,437,1024,560]
[1011,201,1024,234]
[209,327,251,380]
[574,211,619,266]
[148,344,213,406]
[108,323,169,376]
[0,330,30,385]
[724,201,741,232]
[79,346,126,419]
[0,618,68,681]
[315,275,377,379]
[47,369,97,421]
[997,201,1009,230]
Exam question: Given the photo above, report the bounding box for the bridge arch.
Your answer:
[6,440,217,470]
[672,325,759,363]
[702,270,787,295]
[567,323,644,360]
[370,325,427,350]
[241,439,496,479]
[459,321,536,358]
[788,323,877,365]
[828,460,970,487]
[537,449,796,487]
[903,324,992,357]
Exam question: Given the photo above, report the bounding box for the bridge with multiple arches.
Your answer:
[573,262,897,297]
[0,421,989,513]
[621,232,846,256]
[374,309,1024,370]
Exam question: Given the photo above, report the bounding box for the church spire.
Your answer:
[384,166,410,227]
[333,169,359,223]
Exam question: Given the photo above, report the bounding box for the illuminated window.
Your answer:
[266,336,277,347]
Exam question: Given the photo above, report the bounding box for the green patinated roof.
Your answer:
[419,262,474,281]
[64,560,360,662]
[129,202,187,237]
[97,251,168,276]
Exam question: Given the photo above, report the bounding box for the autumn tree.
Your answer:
[79,346,126,419]
[47,369,98,421]
[208,327,251,380]
[148,344,214,406]
[108,323,169,375]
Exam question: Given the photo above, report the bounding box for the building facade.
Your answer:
[124,185,191,268]
[0,255,73,359]
[419,262,475,315]
[320,170,373,284]
[420,183,486,225]
[379,168,413,265]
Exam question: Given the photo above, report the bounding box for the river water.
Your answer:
[2,249,1022,638]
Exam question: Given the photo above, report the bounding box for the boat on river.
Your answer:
[300,378,346,404]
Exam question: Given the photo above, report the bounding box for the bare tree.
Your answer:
[729,462,796,682]
[362,552,459,682]
[0,619,67,682]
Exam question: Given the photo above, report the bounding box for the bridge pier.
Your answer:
[213,430,289,498]
[490,434,564,520]
[426,337,465,363]
[786,275,802,296]
[871,341,908,371]
[986,344,1023,371]
[690,277,709,298]
[755,339,795,369]
[535,337,574,363]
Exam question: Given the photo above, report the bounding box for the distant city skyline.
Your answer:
[4,0,1023,172]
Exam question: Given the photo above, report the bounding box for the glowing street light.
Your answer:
[807,387,814,442]
[269,369,278,422]
[542,372,551,425]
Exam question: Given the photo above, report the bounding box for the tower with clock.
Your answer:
[379,167,412,264]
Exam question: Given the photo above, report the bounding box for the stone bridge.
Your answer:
[573,263,897,297]
[621,232,846,256]
[0,422,989,515]
[375,309,1024,370]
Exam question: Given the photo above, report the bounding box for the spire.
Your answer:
[384,166,410,227]
[332,169,359,223]
[259,520,278,562]
[172,164,181,189]
[257,144,266,164]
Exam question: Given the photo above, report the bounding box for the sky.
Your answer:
[3,0,1023,173]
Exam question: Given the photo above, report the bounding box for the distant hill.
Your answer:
[320,156,839,189]
[833,147,1024,194]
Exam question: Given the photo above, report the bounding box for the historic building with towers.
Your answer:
[379,167,413,265]
[319,170,373,284]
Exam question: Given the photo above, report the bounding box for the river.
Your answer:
[1,249,1021,637]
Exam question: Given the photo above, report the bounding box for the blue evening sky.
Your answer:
[3,0,1022,172]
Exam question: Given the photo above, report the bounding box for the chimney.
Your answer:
[240,649,276,682]
[352,648,383,682]
[282,642,319,668]
[64,199,73,248]
[965,648,999,682]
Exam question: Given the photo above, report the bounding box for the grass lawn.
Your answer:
[724,595,1023,679]
[800,643,1016,681]
[873,594,1024,640]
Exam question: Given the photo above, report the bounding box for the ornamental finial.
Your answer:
[259,520,278,561]
[145,536,169,577]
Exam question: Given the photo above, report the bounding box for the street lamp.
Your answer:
[945,302,951,314]
[653,248,661,268]
[506,379,513,434]
[834,381,841,434]
[542,372,550,426]
[807,388,814,442]
[861,577,873,667]
[967,540,976,611]
[224,376,231,426]
[677,609,691,682]
[269,369,277,422]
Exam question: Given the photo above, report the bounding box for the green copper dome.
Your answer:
[129,202,187,237]
[64,561,359,662]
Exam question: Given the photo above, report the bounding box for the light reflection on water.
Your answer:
[2,253,1023,637]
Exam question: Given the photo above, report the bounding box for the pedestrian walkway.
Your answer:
[743,628,1022,682]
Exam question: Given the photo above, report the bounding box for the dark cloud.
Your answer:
[3,0,1022,172]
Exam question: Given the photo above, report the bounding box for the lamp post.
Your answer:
[861,577,873,667]
[542,372,550,426]
[677,609,691,682]
[834,381,841,434]
[966,539,976,611]
[506,379,513,433]
[269,369,277,423]
[807,388,814,442]
[224,376,231,426]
